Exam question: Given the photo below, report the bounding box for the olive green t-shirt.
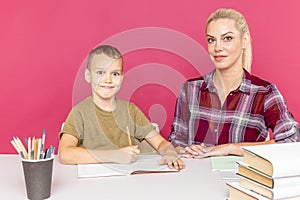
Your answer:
[60,97,156,152]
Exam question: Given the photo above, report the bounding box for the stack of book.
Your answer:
[227,142,300,200]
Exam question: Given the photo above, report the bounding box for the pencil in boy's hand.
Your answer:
[126,126,132,146]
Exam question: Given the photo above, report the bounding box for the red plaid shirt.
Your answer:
[169,69,299,147]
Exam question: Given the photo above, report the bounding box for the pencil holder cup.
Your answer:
[21,157,54,200]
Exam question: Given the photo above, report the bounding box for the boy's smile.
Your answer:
[85,53,123,103]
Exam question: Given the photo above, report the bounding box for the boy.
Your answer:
[59,45,184,170]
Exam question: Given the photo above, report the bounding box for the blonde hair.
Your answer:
[87,45,123,70]
[206,8,252,72]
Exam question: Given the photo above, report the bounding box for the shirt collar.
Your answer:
[240,69,251,94]
[201,69,251,95]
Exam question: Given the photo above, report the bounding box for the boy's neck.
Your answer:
[92,96,117,112]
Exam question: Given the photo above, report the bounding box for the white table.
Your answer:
[0,154,229,200]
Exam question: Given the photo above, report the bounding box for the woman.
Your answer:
[168,8,299,158]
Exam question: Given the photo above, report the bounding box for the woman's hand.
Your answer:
[180,143,213,158]
[180,143,242,158]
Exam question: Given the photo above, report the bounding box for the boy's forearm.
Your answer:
[59,146,125,164]
[157,140,179,157]
[59,146,138,165]
[59,146,100,164]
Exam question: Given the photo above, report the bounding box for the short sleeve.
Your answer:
[128,103,156,140]
[59,110,81,143]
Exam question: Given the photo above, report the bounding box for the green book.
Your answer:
[211,156,243,171]
[210,156,243,180]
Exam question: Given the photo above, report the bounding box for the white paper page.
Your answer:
[78,154,177,178]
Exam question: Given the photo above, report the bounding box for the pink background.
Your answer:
[1,0,299,153]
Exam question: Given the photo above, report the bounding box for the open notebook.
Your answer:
[77,154,179,178]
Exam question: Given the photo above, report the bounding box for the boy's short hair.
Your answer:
[87,45,123,69]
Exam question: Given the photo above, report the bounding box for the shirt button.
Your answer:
[214,129,218,133]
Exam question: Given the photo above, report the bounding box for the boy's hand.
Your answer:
[159,151,185,170]
[111,145,140,164]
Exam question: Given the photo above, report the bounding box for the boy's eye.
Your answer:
[223,36,233,42]
[96,71,104,75]
[207,38,215,44]
[112,72,120,77]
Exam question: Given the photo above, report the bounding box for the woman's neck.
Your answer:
[214,68,244,87]
[213,68,244,105]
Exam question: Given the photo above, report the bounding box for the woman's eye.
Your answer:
[223,36,233,42]
[207,38,215,44]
